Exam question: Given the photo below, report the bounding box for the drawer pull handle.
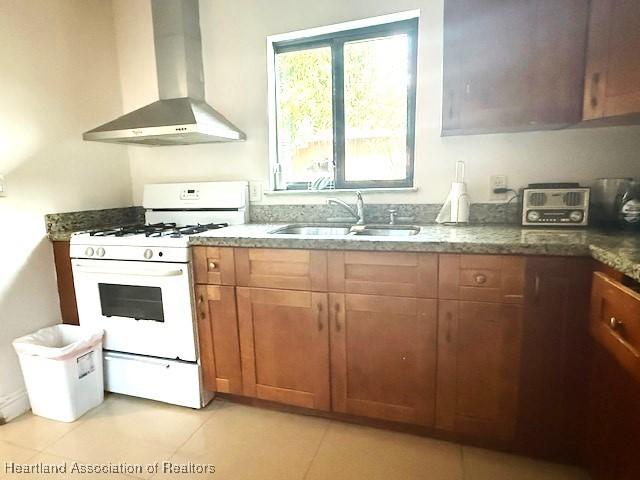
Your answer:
[610,317,623,330]
[208,261,217,270]
[317,303,324,331]
[475,274,487,285]
[334,303,341,332]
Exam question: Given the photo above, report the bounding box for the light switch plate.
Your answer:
[0,175,7,197]
[249,181,262,202]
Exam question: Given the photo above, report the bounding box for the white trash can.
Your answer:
[12,324,105,422]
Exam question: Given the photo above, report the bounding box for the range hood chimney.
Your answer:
[83,0,245,146]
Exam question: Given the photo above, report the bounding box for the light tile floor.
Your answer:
[0,394,591,480]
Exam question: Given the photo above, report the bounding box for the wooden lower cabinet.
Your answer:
[516,257,593,461]
[236,287,331,411]
[195,285,243,394]
[52,241,79,325]
[587,346,640,480]
[329,293,437,426]
[436,300,523,443]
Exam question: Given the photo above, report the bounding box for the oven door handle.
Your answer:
[72,264,184,277]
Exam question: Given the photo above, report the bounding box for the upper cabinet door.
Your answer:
[235,248,328,292]
[583,0,640,120]
[327,251,438,298]
[329,293,438,426]
[442,0,589,135]
[236,287,331,411]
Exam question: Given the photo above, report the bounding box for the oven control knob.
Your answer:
[96,247,105,257]
[84,247,94,257]
[527,211,540,222]
[144,249,153,259]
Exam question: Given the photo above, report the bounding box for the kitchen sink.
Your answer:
[269,224,352,235]
[269,224,420,236]
[351,225,421,236]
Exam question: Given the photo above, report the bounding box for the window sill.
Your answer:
[264,187,419,196]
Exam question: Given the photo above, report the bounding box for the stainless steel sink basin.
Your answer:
[269,225,352,235]
[269,224,420,236]
[352,225,421,236]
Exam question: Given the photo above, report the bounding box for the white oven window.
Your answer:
[98,283,165,322]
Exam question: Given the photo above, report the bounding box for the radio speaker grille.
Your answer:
[528,192,547,206]
[564,192,582,206]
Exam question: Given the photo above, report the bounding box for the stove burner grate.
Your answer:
[87,222,228,238]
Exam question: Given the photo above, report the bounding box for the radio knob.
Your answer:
[96,247,105,257]
[569,210,583,222]
[527,211,540,222]
[84,247,94,257]
[143,249,154,259]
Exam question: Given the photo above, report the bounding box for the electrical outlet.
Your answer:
[0,175,7,197]
[489,175,507,202]
[249,181,262,202]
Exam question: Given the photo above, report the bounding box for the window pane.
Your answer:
[344,35,409,182]
[275,47,334,187]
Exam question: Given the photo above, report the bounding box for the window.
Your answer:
[268,15,418,191]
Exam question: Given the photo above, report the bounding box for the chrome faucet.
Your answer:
[327,191,365,224]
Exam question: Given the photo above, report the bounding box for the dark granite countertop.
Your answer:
[189,224,640,282]
[46,208,640,282]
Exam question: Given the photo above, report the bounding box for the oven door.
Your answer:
[72,259,197,361]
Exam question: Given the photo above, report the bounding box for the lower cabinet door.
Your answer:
[329,293,438,426]
[436,300,523,443]
[195,285,243,394]
[236,287,330,411]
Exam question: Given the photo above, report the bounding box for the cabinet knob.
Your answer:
[610,317,623,330]
[474,273,487,285]
[208,261,217,270]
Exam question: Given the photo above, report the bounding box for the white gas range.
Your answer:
[70,181,248,408]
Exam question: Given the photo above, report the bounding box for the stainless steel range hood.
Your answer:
[83,0,245,146]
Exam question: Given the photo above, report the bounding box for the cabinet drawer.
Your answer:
[235,248,328,291]
[439,254,525,304]
[192,247,236,285]
[590,272,640,381]
[328,251,438,298]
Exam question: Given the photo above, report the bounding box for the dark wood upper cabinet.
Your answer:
[442,0,590,135]
[583,0,640,121]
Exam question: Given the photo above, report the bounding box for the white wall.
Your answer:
[0,0,132,417]
[118,0,640,205]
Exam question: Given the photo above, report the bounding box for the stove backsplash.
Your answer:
[249,203,520,225]
[46,206,145,240]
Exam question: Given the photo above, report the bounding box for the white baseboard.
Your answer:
[0,389,30,424]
